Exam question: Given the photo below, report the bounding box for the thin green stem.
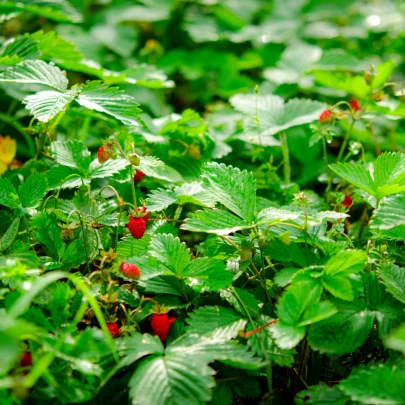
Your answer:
[322,137,332,192]
[279,131,290,184]
[129,165,138,209]
[231,287,273,403]
[336,118,355,163]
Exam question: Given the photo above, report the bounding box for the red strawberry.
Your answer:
[120,262,141,279]
[342,195,353,208]
[150,313,176,342]
[318,109,332,123]
[134,170,146,183]
[20,352,32,367]
[128,216,146,239]
[97,146,112,164]
[350,99,361,112]
[106,322,120,339]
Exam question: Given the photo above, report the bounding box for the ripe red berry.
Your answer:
[350,99,361,112]
[342,195,353,208]
[120,262,141,279]
[106,322,120,339]
[319,109,332,123]
[127,216,146,239]
[20,352,32,367]
[98,146,112,164]
[134,170,146,183]
[150,313,176,342]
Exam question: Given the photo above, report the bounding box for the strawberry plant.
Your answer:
[2,1,405,405]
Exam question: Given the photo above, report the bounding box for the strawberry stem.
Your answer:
[239,318,279,337]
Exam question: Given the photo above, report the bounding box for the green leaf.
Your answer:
[201,162,256,222]
[181,208,251,235]
[255,207,301,225]
[31,212,65,260]
[385,323,405,354]
[128,353,215,405]
[60,239,86,270]
[89,158,129,179]
[296,384,350,405]
[231,94,325,136]
[0,178,19,208]
[0,1,82,23]
[18,173,48,208]
[371,194,405,230]
[50,140,91,174]
[314,70,369,98]
[321,250,367,301]
[186,306,247,340]
[146,182,216,212]
[0,60,68,91]
[117,235,151,258]
[307,298,375,356]
[339,362,405,405]
[116,333,163,367]
[23,88,78,122]
[372,60,395,88]
[168,335,264,370]
[185,258,233,292]
[378,264,405,305]
[0,218,20,253]
[149,234,191,275]
[76,81,141,126]
[330,152,405,201]
[221,287,261,318]
[329,162,375,197]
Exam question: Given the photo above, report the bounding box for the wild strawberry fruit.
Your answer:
[127,153,141,166]
[150,313,176,342]
[120,262,141,280]
[128,216,146,239]
[20,352,32,367]
[134,170,146,183]
[279,232,291,246]
[106,322,120,339]
[60,228,74,243]
[318,109,332,124]
[97,146,112,164]
[240,246,253,263]
[350,99,361,112]
[342,195,353,208]
[187,144,201,160]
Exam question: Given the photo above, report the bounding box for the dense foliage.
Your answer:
[2,0,405,404]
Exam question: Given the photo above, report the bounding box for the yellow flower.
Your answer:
[0,135,17,175]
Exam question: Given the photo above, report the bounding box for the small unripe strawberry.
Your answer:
[350,99,361,112]
[106,322,120,339]
[258,234,269,249]
[127,153,141,166]
[120,262,141,280]
[150,313,176,342]
[364,70,375,85]
[187,145,201,160]
[127,216,146,239]
[318,109,333,124]
[342,195,353,208]
[372,91,384,102]
[20,352,32,367]
[279,232,291,246]
[134,170,146,183]
[98,146,112,164]
[240,247,253,263]
[60,228,74,243]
